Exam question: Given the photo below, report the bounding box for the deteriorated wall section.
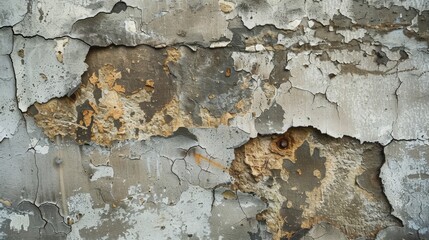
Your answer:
[1,0,429,239]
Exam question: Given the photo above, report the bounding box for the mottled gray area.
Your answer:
[169,47,252,122]
[0,0,27,27]
[0,56,21,142]
[376,226,420,240]
[234,0,352,30]
[0,28,19,141]
[71,1,232,47]
[255,103,285,134]
[70,6,149,47]
[301,222,347,240]
[0,121,38,204]
[381,140,429,238]
[0,201,69,239]
[0,27,13,55]
[393,49,429,140]
[209,186,266,239]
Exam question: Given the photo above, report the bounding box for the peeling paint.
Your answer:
[11,35,89,112]
[1,0,429,239]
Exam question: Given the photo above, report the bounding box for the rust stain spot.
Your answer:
[300,216,329,230]
[225,67,232,77]
[67,217,74,225]
[194,153,228,171]
[100,93,124,120]
[88,101,99,113]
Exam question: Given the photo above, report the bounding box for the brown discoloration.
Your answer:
[230,127,399,240]
[163,47,181,74]
[17,49,24,58]
[225,67,232,77]
[32,45,250,145]
[88,72,98,85]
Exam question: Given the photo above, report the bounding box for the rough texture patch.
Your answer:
[231,128,399,239]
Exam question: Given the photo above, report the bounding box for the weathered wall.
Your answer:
[0,0,428,239]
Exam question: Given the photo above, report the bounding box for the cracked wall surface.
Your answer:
[1,0,429,239]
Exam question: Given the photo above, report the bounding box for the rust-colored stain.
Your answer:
[194,153,228,171]
[225,67,231,77]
